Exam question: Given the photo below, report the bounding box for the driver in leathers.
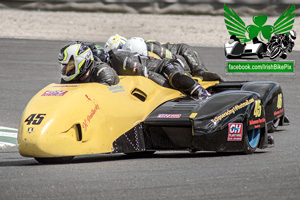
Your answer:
[58,42,119,85]
[104,34,223,81]
[61,40,211,99]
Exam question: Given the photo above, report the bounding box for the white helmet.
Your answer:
[289,30,296,42]
[122,37,148,56]
[104,34,127,52]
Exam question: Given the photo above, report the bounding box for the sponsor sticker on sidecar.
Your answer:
[41,90,68,96]
[228,123,243,141]
[157,114,181,118]
[108,85,125,93]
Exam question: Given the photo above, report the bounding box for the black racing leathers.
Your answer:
[60,57,119,85]
[146,41,207,75]
[108,49,210,99]
[146,41,223,81]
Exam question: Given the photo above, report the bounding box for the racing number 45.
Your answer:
[253,100,262,118]
[24,114,46,125]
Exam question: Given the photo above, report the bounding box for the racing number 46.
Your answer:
[24,114,46,125]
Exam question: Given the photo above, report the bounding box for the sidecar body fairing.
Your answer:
[18,76,286,163]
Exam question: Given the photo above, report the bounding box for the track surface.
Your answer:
[0,38,299,200]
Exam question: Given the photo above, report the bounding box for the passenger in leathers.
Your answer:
[107,49,211,99]
[104,34,223,81]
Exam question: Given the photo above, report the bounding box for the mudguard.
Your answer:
[208,81,287,132]
[241,81,285,130]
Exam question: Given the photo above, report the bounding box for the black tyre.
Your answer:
[244,128,261,154]
[34,156,74,164]
[125,151,156,156]
[257,53,264,59]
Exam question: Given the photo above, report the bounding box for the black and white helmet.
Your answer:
[289,30,297,42]
[58,43,94,81]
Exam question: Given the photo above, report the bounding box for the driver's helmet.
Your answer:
[289,30,297,42]
[104,34,127,52]
[58,43,94,81]
[122,37,148,56]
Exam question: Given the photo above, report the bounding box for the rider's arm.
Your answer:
[92,61,120,86]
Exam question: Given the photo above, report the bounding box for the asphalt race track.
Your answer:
[0,38,299,200]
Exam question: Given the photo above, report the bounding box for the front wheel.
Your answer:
[244,128,261,154]
[270,47,282,59]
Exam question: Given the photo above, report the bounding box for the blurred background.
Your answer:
[0,0,300,16]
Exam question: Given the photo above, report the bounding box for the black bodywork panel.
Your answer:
[113,81,284,153]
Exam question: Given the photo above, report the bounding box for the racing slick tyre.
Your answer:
[269,47,282,59]
[257,53,264,59]
[34,156,74,164]
[244,128,261,154]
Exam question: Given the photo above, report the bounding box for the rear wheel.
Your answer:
[244,128,261,154]
[34,156,74,164]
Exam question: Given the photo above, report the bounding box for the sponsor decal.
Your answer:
[249,118,266,125]
[85,94,92,101]
[27,127,34,134]
[211,98,254,123]
[108,85,125,93]
[82,97,100,132]
[189,113,198,119]
[157,114,181,119]
[42,90,68,96]
[274,108,284,117]
[228,123,243,141]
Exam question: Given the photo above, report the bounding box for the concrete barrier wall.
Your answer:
[0,0,299,15]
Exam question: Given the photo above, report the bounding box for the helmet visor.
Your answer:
[62,57,76,76]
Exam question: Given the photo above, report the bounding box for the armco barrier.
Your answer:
[0,0,299,15]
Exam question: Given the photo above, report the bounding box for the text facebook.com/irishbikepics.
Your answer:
[223,4,296,74]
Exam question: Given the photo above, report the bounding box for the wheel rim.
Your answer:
[247,128,260,148]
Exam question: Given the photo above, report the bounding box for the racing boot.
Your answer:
[163,61,210,99]
[189,82,211,100]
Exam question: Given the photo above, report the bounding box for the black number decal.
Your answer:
[24,114,46,125]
